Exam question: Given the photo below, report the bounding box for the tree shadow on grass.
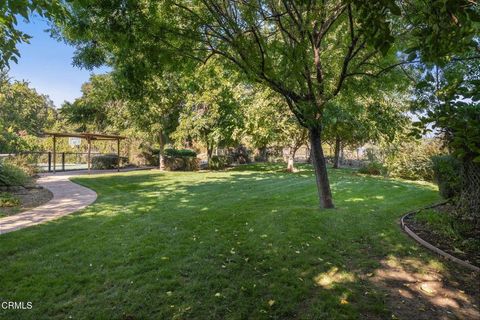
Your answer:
[0,169,477,319]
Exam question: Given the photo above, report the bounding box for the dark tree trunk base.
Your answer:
[333,136,341,169]
[309,126,334,209]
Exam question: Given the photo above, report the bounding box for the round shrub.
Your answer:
[5,154,38,176]
[164,156,199,171]
[91,154,128,170]
[431,155,462,199]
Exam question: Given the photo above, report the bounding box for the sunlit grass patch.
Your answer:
[0,164,443,319]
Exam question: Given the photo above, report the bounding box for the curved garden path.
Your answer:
[0,168,153,235]
[0,172,97,235]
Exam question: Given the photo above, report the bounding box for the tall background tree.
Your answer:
[0,70,57,152]
[171,61,243,167]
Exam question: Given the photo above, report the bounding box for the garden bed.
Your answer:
[402,203,480,269]
[0,186,53,217]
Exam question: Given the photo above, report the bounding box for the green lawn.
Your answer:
[0,164,442,319]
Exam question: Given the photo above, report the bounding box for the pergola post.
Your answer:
[117,138,120,172]
[53,136,56,174]
[43,132,126,174]
[87,137,91,174]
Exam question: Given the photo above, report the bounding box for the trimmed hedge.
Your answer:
[431,155,462,199]
[91,154,128,170]
[164,156,199,171]
[164,148,197,158]
[145,148,197,168]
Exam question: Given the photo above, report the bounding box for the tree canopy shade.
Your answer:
[53,0,479,208]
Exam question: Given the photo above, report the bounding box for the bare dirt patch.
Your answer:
[403,204,480,268]
[0,187,53,217]
[371,256,479,320]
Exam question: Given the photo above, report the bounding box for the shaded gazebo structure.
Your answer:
[43,132,126,173]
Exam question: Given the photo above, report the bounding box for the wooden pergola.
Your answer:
[43,132,126,173]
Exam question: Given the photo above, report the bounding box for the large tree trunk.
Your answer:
[309,126,334,208]
[333,136,341,169]
[158,132,165,171]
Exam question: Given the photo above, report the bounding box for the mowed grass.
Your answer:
[0,164,441,319]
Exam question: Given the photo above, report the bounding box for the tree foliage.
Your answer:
[171,61,243,164]
[0,70,57,152]
[0,0,65,68]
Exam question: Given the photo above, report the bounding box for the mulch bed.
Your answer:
[0,186,53,217]
[403,203,480,268]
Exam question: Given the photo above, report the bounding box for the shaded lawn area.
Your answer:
[1,164,475,319]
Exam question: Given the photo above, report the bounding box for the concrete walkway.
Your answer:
[0,172,97,234]
[0,168,151,235]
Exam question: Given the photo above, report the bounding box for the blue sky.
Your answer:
[8,16,109,108]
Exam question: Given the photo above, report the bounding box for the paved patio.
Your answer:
[0,168,151,235]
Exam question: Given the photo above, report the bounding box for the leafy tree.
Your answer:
[171,62,243,167]
[62,72,184,170]
[53,0,479,208]
[242,86,307,171]
[0,0,65,68]
[323,77,410,168]
[411,45,480,230]
[0,70,57,152]
[61,74,125,132]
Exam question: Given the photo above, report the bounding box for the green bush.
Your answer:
[358,162,386,176]
[164,148,197,158]
[0,192,20,207]
[5,154,38,176]
[209,155,228,170]
[384,139,442,181]
[164,156,199,171]
[0,161,30,186]
[431,155,462,199]
[145,148,197,167]
[91,154,128,170]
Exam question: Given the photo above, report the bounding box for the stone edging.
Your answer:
[400,202,480,272]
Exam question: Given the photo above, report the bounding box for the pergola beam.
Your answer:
[43,132,126,174]
[43,132,126,140]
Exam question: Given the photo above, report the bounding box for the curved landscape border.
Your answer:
[401,203,480,272]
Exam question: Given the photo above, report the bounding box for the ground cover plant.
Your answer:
[2,164,478,319]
